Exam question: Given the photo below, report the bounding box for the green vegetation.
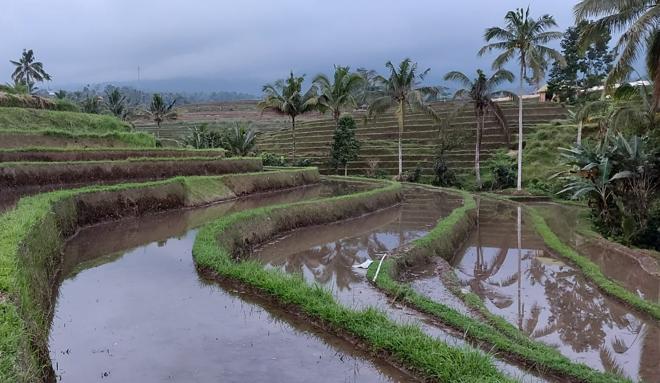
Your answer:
[329,115,360,176]
[0,129,156,148]
[367,58,441,177]
[444,69,515,188]
[312,65,364,125]
[0,168,319,382]
[104,88,130,120]
[258,72,319,161]
[223,122,257,156]
[0,107,131,133]
[147,93,177,138]
[192,181,513,382]
[479,6,564,190]
[523,121,578,193]
[574,0,659,110]
[10,49,51,94]
[529,208,660,319]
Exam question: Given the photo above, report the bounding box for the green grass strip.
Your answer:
[0,128,156,147]
[192,183,513,382]
[529,208,660,320]
[0,156,257,168]
[0,167,320,382]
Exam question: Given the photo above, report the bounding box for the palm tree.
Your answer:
[54,90,67,99]
[105,88,129,120]
[367,59,441,178]
[147,93,176,138]
[10,49,51,94]
[444,69,516,188]
[258,72,318,161]
[356,67,379,107]
[479,7,564,190]
[313,65,364,126]
[574,0,660,111]
[224,122,257,156]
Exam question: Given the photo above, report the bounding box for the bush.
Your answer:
[400,164,422,182]
[487,150,516,190]
[432,157,457,187]
[183,124,225,149]
[261,152,287,167]
[294,158,312,167]
[52,99,80,112]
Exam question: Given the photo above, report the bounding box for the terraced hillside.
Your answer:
[134,100,324,139]
[257,101,566,175]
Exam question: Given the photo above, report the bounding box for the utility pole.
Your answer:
[137,66,141,82]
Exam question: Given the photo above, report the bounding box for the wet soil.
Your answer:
[531,202,659,302]
[415,200,659,382]
[253,187,549,382]
[50,181,407,383]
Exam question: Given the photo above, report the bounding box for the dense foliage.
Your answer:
[329,116,360,176]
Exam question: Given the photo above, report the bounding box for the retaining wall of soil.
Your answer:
[0,168,319,383]
[0,148,224,162]
[0,157,261,188]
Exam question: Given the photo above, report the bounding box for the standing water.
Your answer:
[50,182,413,382]
[423,200,659,382]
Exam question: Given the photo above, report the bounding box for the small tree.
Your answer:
[330,116,361,176]
[224,122,257,156]
[147,93,177,138]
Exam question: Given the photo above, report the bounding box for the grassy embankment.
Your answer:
[192,180,514,382]
[367,187,630,383]
[0,107,156,148]
[0,168,319,383]
[529,208,660,320]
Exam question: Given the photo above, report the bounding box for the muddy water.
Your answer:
[532,202,659,303]
[253,188,548,382]
[51,181,411,383]
[436,200,659,382]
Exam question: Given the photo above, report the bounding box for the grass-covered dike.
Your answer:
[192,180,516,382]
[0,168,320,383]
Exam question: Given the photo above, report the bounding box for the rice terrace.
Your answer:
[0,1,658,382]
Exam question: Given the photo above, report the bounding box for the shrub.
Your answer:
[52,99,80,112]
[261,152,287,167]
[294,158,312,167]
[183,124,225,149]
[401,164,422,182]
[432,157,457,187]
[487,150,516,190]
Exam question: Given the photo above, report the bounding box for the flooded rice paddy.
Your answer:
[48,182,658,383]
[51,181,412,382]
[412,200,659,382]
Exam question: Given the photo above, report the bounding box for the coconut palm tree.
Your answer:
[368,59,441,178]
[147,93,177,138]
[444,69,516,188]
[312,65,364,126]
[258,72,318,161]
[479,7,564,190]
[575,0,660,111]
[10,49,51,94]
[105,88,129,120]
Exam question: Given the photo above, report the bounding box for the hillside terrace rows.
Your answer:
[257,101,566,175]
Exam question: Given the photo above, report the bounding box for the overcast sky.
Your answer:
[1,0,580,94]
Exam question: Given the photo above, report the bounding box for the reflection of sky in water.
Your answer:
[455,243,655,381]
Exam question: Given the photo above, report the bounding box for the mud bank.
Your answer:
[0,168,320,383]
[0,157,262,188]
[51,181,411,382]
[0,148,224,162]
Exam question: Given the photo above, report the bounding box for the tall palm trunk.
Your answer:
[291,116,296,162]
[475,110,483,189]
[577,121,583,145]
[396,100,405,177]
[516,65,524,191]
[654,59,660,113]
